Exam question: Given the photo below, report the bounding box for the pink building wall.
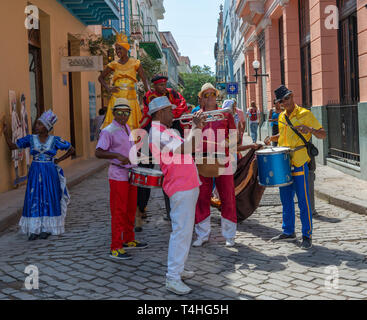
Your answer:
[357,0,367,102]
[310,0,340,106]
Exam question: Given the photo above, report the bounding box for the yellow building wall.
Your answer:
[0,0,102,193]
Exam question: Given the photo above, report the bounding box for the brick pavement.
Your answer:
[0,169,367,300]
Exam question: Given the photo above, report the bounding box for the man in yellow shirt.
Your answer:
[265,85,326,249]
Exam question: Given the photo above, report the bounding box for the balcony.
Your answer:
[139,25,163,59]
[151,0,165,20]
[57,0,120,25]
[236,0,264,19]
[102,19,120,38]
[130,15,144,41]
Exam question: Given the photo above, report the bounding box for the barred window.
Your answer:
[299,0,312,108]
[337,0,359,105]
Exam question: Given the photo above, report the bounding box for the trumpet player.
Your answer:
[192,83,238,248]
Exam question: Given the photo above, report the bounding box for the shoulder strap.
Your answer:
[284,114,308,146]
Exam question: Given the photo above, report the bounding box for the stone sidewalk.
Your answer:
[0,168,367,300]
[0,158,108,233]
[315,164,367,215]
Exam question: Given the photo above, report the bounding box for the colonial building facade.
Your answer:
[232,0,367,180]
[0,0,122,193]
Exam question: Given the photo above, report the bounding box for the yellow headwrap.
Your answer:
[115,33,130,51]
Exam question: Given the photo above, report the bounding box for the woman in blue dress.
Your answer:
[3,110,75,241]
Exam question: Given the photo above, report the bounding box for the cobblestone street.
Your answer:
[0,168,367,300]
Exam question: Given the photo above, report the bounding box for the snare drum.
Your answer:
[129,167,164,189]
[255,147,293,187]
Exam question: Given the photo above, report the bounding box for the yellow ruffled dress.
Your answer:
[101,58,142,130]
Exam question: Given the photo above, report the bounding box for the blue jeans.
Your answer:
[250,122,258,143]
[279,163,313,238]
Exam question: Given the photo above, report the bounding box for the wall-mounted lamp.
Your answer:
[244,60,269,87]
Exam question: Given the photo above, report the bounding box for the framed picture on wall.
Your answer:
[88,82,97,142]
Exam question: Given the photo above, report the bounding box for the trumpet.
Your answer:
[177,109,228,125]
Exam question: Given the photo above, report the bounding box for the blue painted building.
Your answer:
[57,0,120,25]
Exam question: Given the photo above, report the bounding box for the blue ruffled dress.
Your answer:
[16,135,71,235]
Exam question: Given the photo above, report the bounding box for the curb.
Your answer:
[315,189,367,216]
[0,161,109,234]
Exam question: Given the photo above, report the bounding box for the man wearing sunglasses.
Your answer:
[192,83,238,248]
[265,85,326,250]
[96,98,148,260]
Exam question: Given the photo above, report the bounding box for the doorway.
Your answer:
[28,29,44,130]
[68,40,77,159]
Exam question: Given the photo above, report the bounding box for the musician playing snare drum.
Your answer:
[95,98,148,261]
[265,85,326,250]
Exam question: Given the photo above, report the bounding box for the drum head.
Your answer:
[130,167,163,176]
[256,147,290,155]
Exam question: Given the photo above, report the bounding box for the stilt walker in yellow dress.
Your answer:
[99,33,150,131]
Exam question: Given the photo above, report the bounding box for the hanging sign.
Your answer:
[61,56,103,72]
[226,82,239,95]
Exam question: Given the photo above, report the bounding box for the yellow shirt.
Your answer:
[278,105,322,167]
[107,58,141,84]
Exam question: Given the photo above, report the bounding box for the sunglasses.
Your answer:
[115,111,130,117]
[203,92,217,99]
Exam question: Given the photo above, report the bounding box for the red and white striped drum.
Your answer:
[129,167,164,189]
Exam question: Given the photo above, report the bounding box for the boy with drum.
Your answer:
[265,85,326,250]
[95,98,148,260]
[148,96,206,295]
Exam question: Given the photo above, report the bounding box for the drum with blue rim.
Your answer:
[255,147,293,187]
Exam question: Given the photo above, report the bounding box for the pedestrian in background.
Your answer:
[95,98,148,260]
[268,99,282,147]
[3,110,75,241]
[222,98,245,145]
[247,101,260,143]
[191,96,201,114]
[94,107,107,140]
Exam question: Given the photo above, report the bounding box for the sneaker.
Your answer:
[225,238,235,247]
[123,240,148,250]
[181,270,195,280]
[28,233,39,241]
[166,278,192,295]
[192,238,208,247]
[110,248,132,260]
[270,233,297,242]
[39,232,51,240]
[300,236,312,250]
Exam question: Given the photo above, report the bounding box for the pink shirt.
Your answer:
[149,121,201,197]
[96,120,137,181]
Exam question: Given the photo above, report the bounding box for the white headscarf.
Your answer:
[222,99,235,111]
